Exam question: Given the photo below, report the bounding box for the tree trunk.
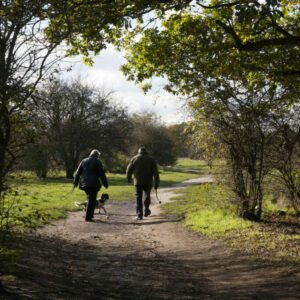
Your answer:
[0,280,5,293]
[291,191,300,215]
[0,105,10,194]
[240,197,250,218]
[65,159,77,179]
[66,167,74,179]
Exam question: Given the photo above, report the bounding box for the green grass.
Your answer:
[172,158,226,175]
[162,183,300,263]
[175,158,210,169]
[163,183,253,237]
[1,160,204,230]
[158,168,199,187]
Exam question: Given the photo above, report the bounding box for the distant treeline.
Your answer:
[14,78,193,178]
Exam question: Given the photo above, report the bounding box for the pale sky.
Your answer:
[61,46,188,124]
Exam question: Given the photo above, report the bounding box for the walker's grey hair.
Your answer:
[138,147,147,154]
[90,149,101,158]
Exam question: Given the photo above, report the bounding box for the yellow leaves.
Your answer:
[140,82,152,93]
[286,0,300,5]
[82,56,94,67]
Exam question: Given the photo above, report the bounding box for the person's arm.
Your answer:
[73,161,83,187]
[98,161,108,188]
[126,159,134,183]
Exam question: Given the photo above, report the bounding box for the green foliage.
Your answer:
[104,152,129,174]
[187,120,225,165]
[127,113,177,166]
[119,2,300,93]
[165,123,191,158]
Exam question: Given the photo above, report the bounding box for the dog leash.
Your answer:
[66,186,75,197]
[61,186,74,201]
[155,188,162,204]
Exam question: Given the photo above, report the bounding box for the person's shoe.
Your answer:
[85,218,94,222]
[144,209,151,217]
[136,216,143,220]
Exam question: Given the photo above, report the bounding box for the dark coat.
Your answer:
[126,153,160,188]
[73,156,108,191]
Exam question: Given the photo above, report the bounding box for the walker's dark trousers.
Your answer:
[135,185,151,218]
[84,188,98,221]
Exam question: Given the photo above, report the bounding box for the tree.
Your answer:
[0,0,169,192]
[128,113,177,166]
[187,120,224,169]
[22,140,50,178]
[166,123,191,158]
[188,78,293,220]
[31,79,131,178]
[0,0,58,192]
[267,105,300,213]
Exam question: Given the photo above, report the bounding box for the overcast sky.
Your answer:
[61,46,188,124]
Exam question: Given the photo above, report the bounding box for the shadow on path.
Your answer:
[2,231,299,300]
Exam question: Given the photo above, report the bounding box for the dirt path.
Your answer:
[2,177,300,299]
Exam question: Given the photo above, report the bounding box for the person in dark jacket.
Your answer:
[74,149,108,222]
[126,147,160,220]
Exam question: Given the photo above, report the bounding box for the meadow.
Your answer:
[1,159,201,230]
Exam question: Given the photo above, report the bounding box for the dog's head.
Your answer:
[99,193,109,203]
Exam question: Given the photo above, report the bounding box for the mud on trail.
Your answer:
[2,177,300,299]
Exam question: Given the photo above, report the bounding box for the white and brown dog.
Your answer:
[75,193,109,218]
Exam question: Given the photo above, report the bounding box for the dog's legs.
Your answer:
[101,206,109,219]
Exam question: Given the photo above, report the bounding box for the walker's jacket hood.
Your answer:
[73,156,108,190]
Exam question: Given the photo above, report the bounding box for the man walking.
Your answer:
[126,147,160,220]
[74,149,108,222]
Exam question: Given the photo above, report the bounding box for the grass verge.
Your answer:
[2,160,203,230]
[162,183,300,264]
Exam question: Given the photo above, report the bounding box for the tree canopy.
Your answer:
[117,1,299,93]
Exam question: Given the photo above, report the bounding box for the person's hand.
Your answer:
[154,184,159,190]
[104,184,109,189]
[127,178,132,184]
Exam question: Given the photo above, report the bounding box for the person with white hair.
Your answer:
[73,149,108,222]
